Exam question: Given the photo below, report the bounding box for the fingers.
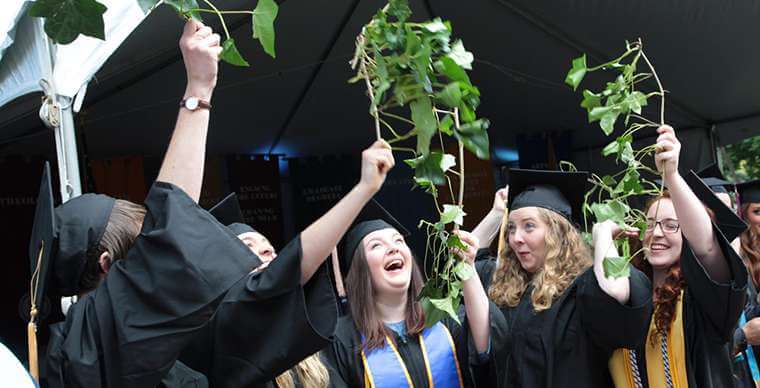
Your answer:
[183,18,203,35]
[196,25,213,39]
[200,33,221,48]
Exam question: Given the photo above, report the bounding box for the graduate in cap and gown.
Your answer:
[179,137,399,388]
[607,125,748,387]
[35,19,264,388]
[323,199,496,388]
[733,179,760,386]
[470,164,653,387]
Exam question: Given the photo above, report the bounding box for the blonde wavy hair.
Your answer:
[488,207,592,311]
[274,353,329,388]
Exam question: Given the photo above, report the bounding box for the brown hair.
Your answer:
[79,199,146,292]
[274,353,330,388]
[488,207,592,311]
[633,191,686,344]
[346,241,425,351]
[740,203,760,289]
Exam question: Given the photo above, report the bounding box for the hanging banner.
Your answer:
[227,156,284,247]
[288,155,359,234]
[89,156,146,202]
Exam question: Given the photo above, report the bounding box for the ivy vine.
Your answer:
[351,0,490,326]
[27,0,278,67]
[565,39,667,278]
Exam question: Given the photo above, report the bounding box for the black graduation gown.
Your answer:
[628,225,747,387]
[179,235,338,388]
[732,276,758,387]
[477,259,653,387]
[44,182,259,388]
[323,311,492,388]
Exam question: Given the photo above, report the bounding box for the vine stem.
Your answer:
[356,35,382,140]
[454,108,465,232]
[639,48,665,126]
[189,8,253,15]
[201,0,230,40]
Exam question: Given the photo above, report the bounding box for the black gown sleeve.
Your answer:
[322,316,362,388]
[681,224,748,342]
[47,182,259,388]
[209,235,339,387]
[577,266,653,351]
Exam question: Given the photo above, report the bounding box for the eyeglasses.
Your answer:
[645,219,680,234]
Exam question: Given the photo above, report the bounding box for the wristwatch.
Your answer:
[180,96,211,111]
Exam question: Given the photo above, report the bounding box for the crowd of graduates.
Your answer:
[6,20,760,388]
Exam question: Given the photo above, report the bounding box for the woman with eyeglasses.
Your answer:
[608,125,747,387]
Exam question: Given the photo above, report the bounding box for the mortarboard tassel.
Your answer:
[28,241,44,383]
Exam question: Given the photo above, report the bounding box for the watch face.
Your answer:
[185,97,199,110]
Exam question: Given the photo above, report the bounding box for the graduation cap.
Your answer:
[27,162,56,381]
[737,179,760,205]
[208,192,255,236]
[341,198,411,273]
[684,170,747,241]
[696,163,732,194]
[507,168,589,226]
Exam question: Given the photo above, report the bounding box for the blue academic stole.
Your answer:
[360,322,464,388]
[739,312,760,383]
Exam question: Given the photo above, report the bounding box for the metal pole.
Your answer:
[54,96,82,201]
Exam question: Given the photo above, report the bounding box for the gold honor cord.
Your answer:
[28,241,44,383]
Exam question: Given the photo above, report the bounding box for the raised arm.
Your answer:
[156,20,222,202]
[471,187,508,249]
[455,230,491,353]
[299,140,394,284]
[592,220,639,303]
[656,125,729,282]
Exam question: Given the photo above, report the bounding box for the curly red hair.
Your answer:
[631,191,686,343]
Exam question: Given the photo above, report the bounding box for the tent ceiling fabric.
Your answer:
[1,0,758,159]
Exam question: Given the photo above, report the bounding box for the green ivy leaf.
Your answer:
[404,152,456,186]
[634,219,648,240]
[581,90,601,110]
[423,18,449,33]
[623,91,648,114]
[599,110,621,136]
[388,0,412,22]
[220,38,250,67]
[164,0,202,21]
[455,119,490,160]
[28,0,108,44]
[603,256,631,279]
[252,0,278,58]
[440,204,465,226]
[446,233,468,250]
[453,260,474,281]
[429,297,460,324]
[447,40,473,70]
[565,54,587,91]
[590,200,629,224]
[602,140,619,157]
[435,57,471,85]
[410,96,437,155]
[439,115,454,136]
[421,296,455,327]
[436,82,462,108]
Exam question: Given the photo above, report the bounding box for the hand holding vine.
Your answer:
[359,140,395,193]
[451,230,479,265]
[180,19,222,101]
[654,125,681,181]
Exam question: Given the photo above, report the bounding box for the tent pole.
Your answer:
[54,95,82,201]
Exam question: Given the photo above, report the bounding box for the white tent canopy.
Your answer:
[0,0,150,200]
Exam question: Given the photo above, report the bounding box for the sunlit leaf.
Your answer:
[252,0,278,58]
[220,38,250,67]
[603,256,631,279]
[565,54,587,90]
